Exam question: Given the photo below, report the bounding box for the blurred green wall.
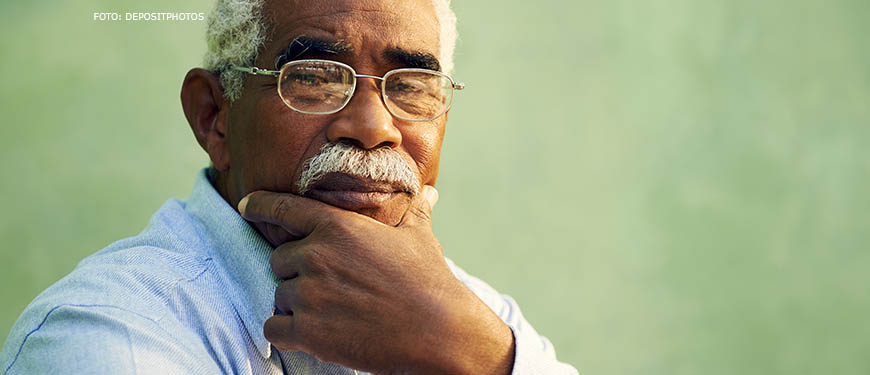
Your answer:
[2,0,868,373]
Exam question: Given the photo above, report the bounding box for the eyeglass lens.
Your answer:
[278,61,454,121]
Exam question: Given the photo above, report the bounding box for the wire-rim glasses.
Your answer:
[229,59,465,122]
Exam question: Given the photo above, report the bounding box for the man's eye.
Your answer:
[291,73,327,86]
[396,83,418,92]
[390,80,425,93]
[293,96,322,104]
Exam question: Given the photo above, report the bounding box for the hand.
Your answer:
[238,187,515,375]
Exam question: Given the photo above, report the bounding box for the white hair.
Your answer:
[203,0,458,102]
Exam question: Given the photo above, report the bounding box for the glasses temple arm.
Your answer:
[228,65,281,77]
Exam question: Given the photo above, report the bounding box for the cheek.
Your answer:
[229,96,329,192]
[402,123,444,185]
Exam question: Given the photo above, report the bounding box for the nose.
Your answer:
[326,81,402,150]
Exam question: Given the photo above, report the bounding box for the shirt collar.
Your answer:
[184,168,278,359]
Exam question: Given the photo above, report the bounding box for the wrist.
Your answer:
[423,282,516,375]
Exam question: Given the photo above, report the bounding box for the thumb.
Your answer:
[400,185,439,227]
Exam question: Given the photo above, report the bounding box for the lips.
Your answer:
[305,172,410,211]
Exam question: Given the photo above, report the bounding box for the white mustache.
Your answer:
[296,142,421,195]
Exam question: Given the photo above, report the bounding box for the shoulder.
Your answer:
[29,198,218,322]
[0,199,227,373]
[1,303,220,374]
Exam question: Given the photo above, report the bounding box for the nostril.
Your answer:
[337,138,395,150]
[338,138,364,149]
[373,141,396,149]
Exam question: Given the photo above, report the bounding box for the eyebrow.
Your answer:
[382,48,442,72]
[274,36,352,68]
[274,35,442,72]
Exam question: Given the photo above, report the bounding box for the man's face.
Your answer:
[223,0,446,226]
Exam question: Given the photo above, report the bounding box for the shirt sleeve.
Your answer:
[445,259,579,375]
[3,304,222,375]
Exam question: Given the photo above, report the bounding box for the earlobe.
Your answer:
[180,68,231,171]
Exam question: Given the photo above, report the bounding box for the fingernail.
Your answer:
[237,195,249,216]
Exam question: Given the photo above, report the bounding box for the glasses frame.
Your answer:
[229,59,465,122]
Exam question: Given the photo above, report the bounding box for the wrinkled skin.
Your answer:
[181,0,514,373]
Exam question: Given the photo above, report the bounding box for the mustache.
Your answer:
[296,142,421,196]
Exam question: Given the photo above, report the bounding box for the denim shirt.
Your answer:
[1,169,578,374]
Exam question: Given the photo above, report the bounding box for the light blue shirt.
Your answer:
[1,169,577,374]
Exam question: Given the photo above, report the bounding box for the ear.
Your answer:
[181,68,231,171]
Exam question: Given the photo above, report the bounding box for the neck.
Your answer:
[206,166,236,212]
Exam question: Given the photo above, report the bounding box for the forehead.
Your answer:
[261,0,440,65]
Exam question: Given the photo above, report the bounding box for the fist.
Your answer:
[239,186,514,375]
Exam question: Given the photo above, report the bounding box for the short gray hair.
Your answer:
[202,0,458,102]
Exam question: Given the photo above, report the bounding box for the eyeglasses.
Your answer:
[229,59,465,122]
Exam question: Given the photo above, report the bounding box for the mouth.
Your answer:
[304,172,411,211]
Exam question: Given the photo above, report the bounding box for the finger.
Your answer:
[238,190,342,238]
[398,185,438,227]
[264,314,302,352]
[274,278,301,315]
[270,242,306,280]
[262,222,304,245]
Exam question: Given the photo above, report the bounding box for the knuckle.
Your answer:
[275,280,291,298]
[263,319,296,350]
[296,278,315,301]
[264,223,290,244]
[302,247,327,274]
[274,283,292,313]
[270,197,292,222]
[263,320,278,341]
[269,245,296,279]
[298,277,330,310]
[326,217,355,235]
[269,249,283,274]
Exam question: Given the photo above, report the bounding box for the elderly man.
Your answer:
[1,0,577,374]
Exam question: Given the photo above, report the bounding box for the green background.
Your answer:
[2,0,868,373]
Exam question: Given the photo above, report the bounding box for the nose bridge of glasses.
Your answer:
[349,73,385,99]
[343,73,390,115]
[354,74,385,82]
